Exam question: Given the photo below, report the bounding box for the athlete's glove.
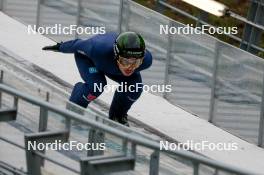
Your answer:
[42,43,61,52]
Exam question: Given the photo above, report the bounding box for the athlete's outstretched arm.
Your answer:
[59,39,89,53]
[42,38,94,56]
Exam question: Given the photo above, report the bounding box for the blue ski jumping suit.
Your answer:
[59,32,152,119]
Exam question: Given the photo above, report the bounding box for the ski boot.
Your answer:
[109,114,130,127]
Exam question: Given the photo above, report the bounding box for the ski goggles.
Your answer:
[117,56,143,69]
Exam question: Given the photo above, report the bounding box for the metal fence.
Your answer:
[1,0,264,147]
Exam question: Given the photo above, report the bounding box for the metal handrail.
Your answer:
[0,83,257,175]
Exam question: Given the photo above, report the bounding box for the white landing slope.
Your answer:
[0,12,264,174]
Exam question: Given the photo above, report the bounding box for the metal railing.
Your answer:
[0,82,257,175]
[0,0,264,148]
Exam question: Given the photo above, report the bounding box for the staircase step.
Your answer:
[24,130,70,144]
[80,155,135,175]
[0,108,17,122]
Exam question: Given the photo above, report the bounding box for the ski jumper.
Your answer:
[59,32,152,119]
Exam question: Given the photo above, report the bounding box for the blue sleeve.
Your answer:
[59,38,94,58]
